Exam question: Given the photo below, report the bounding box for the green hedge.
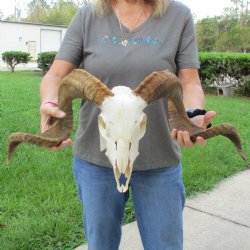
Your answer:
[35,51,250,96]
[199,52,250,96]
[235,76,250,97]
[2,51,31,72]
[37,51,57,74]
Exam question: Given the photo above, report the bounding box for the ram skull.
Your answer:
[98,86,147,192]
[7,69,246,193]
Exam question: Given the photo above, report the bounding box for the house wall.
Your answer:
[0,21,67,70]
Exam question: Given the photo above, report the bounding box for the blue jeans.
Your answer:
[73,157,185,250]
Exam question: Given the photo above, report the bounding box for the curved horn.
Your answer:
[7,69,113,164]
[134,71,246,160]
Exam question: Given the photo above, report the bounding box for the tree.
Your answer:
[46,0,78,25]
[224,0,249,22]
[221,0,250,52]
[2,51,31,72]
[24,0,49,23]
[22,0,78,25]
[195,0,250,52]
[196,17,219,51]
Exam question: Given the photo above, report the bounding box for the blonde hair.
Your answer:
[92,0,171,17]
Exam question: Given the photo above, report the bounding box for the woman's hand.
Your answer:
[40,102,73,151]
[171,111,216,148]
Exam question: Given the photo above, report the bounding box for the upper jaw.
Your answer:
[106,139,139,192]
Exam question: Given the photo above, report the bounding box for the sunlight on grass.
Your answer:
[0,71,249,249]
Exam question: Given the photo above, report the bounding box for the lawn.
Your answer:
[0,71,249,249]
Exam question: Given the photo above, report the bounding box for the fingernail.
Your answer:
[58,111,66,117]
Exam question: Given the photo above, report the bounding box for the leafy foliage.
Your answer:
[196,17,219,52]
[199,52,250,96]
[45,0,78,26]
[3,0,88,25]
[1,51,31,72]
[24,0,49,23]
[37,51,57,74]
[22,0,79,25]
[196,0,250,53]
[235,76,250,97]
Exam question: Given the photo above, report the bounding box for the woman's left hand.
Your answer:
[171,111,216,148]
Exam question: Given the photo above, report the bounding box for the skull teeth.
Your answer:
[117,183,129,193]
[114,163,132,193]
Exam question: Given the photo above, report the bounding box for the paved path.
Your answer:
[76,170,250,250]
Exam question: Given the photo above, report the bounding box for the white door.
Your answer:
[27,41,37,60]
[40,29,62,52]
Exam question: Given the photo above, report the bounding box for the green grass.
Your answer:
[0,72,84,249]
[182,95,250,196]
[0,71,249,249]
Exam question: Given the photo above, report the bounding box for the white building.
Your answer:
[0,20,67,70]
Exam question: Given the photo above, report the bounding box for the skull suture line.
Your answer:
[98,87,147,193]
[7,69,246,193]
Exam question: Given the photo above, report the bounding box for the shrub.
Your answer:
[2,51,31,72]
[199,52,250,96]
[37,51,57,74]
[235,76,250,97]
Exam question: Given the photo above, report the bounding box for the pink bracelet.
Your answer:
[41,100,58,107]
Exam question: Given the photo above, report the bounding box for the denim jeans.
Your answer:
[72,157,185,250]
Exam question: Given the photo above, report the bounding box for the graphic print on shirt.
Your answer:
[100,35,163,46]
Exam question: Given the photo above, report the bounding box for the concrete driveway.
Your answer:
[76,170,250,250]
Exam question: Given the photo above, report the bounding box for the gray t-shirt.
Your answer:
[56,1,199,170]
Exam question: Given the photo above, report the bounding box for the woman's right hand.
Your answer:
[40,102,74,151]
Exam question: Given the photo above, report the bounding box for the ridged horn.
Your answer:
[134,71,246,160]
[7,69,114,164]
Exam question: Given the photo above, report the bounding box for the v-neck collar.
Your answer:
[110,8,153,34]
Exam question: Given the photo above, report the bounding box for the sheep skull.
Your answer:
[98,86,147,192]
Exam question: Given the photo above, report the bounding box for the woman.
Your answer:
[40,0,215,249]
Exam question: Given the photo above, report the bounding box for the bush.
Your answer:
[199,52,250,96]
[235,76,250,97]
[37,51,57,74]
[2,51,31,72]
